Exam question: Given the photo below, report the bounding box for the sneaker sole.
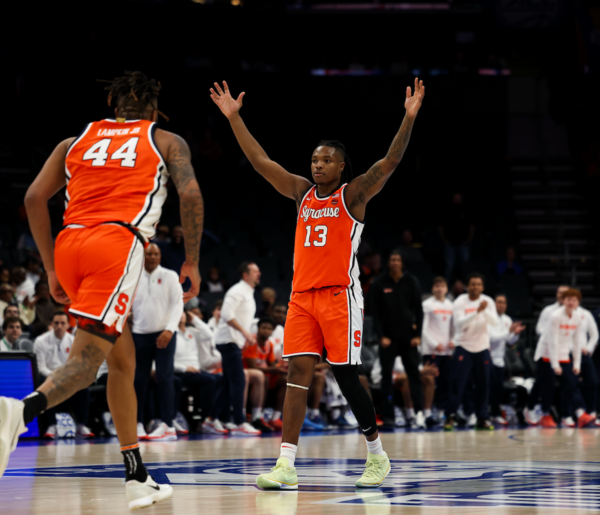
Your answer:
[0,398,26,478]
[256,475,298,490]
[128,484,173,510]
[355,462,391,488]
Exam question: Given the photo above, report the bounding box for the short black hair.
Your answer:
[2,316,22,332]
[316,140,354,185]
[52,311,69,322]
[3,304,19,317]
[467,272,485,285]
[257,317,275,329]
[389,249,403,261]
[495,293,507,301]
[239,261,256,277]
[213,299,223,310]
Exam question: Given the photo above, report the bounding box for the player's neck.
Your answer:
[257,337,267,347]
[389,269,403,281]
[434,294,445,302]
[315,181,341,198]
[468,293,480,301]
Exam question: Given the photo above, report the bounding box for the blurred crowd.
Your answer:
[2,219,599,439]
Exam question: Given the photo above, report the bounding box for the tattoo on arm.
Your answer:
[386,116,414,163]
[168,135,204,265]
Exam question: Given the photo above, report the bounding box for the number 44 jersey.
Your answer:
[292,184,364,306]
[64,119,168,240]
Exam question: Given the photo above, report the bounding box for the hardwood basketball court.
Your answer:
[2,428,600,514]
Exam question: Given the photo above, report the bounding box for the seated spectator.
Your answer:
[174,311,227,434]
[3,304,20,326]
[154,224,171,242]
[243,317,287,431]
[11,266,35,304]
[257,287,277,318]
[34,312,94,439]
[202,266,227,293]
[269,302,287,361]
[0,283,15,323]
[31,281,55,327]
[0,267,10,284]
[359,252,382,295]
[398,229,424,264]
[496,246,524,276]
[1,316,24,351]
[207,299,223,332]
[24,256,42,285]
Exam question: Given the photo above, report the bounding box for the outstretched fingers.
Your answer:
[406,86,412,100]
[214,82,225,96]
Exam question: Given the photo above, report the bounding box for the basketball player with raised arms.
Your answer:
[211,78,425,489]
[0,72,203,510]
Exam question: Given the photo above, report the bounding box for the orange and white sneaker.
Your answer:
[539,415,557,428]
[146,423,177,441]
[137,422,149,441]
[577,412,596,428]
[561,417,576,428]
[230,422,261,436]
[200,419,229,435]
[269,418,283,431]
[44,425,58,439]
[76,424,95,439]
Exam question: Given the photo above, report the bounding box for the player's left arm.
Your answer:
[345,78,425,220]
[24,138,75,304]
[164,132,204,302]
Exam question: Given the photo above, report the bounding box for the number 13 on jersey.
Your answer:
[304,225,328,247]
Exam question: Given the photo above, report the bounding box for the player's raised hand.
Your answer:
[48,270,70,304]
[405,77,425,119]
[210,81,245,119]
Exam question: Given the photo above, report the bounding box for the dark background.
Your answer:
[2,0,600,317]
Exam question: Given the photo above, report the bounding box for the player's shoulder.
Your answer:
[550,307,564,320]
[481,293,495,304]
[453,293,468,305]
[422,296,434,307]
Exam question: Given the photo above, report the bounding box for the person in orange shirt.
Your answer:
[0,72,203,511]
[211,77,425,489]
[243,318,287,432]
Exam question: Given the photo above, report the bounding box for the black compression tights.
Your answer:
[331,365,378,437]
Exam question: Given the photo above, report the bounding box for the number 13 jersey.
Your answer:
[292,184,364,305]
[63,119,168,240]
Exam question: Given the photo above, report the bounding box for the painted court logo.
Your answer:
[5,459,600,509]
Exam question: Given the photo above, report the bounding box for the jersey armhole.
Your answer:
[341,185,365,224]
[149,123,168,167]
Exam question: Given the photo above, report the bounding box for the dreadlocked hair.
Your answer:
[317,139,354,185]
[97,70,169,121]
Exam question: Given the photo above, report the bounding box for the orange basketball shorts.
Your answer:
[283,286,363,365]
[55,224,145,334]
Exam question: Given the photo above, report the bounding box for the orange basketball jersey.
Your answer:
[292,184,364,304]
[63,119,168,240]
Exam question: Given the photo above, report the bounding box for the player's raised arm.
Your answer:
[210,81,311,205]
[164,133,204,302]
[24,138,74,304]
[346,78,425,214]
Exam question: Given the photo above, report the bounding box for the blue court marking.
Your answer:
[4,457,600,509]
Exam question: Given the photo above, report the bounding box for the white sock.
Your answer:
[308,408,320,419]
[332,408,341,420]
[273,411,282,421]
[406,408,415,419]
[590,412,597,418]
[575,408,585,419]
[280,443,298,467]
[252,408,262,421]
[366,435,385,457]
[424,409,432,418]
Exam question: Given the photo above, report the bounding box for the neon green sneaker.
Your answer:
[256,457,298,490]
[355,452,391,488]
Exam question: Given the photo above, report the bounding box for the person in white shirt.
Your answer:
[1,316,23,351]
[526,284,569,424]
[488,294,525,425]
[578,307,600,419]
[173,311,227,435]
[207,299,223,332]
[444,273,498,431]
[269,303,287,362]
[11,267,35,305]
[526,289,596,428]
[34,312,93,439]
[131,243,184,441]
[421,277,454,420]
[214,261,262,435]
